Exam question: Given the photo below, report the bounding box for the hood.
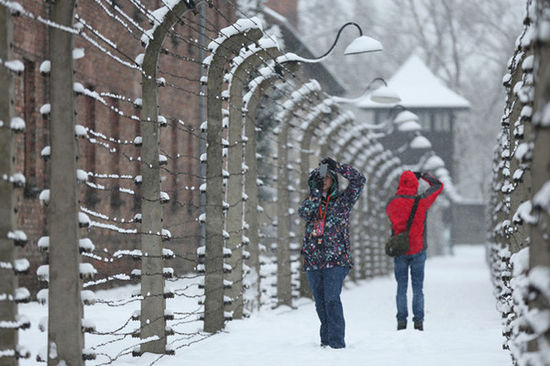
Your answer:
[396,170,418,195]
[308,166,339,197]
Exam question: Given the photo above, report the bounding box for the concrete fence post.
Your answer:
[0,7,20,365]
[528,0,550,352]
[225,45,280,319]
[242,72,279,311]
[203,21,262,333]
[48,0,83,364]
[139,1,208,352]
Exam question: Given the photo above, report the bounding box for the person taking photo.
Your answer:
[385,170,443,331]
[298,157,366,349]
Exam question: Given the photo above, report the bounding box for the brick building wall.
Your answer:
[264,0,298,27]
[11,0,235,293]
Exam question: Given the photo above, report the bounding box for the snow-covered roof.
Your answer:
[357,55,470,110]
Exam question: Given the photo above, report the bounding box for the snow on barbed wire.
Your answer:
[276,80,321,120]
[208,17,263,53]
[10,117,25,132]
[72,48,85,60]
[75,124,88,138]
[9,172,25,187]
[79,238,95,253]
[2,59,24,74]
[139,0,181,48]
[80,263,97,279]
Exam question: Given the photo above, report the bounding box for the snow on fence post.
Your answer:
[487,3,537,360]
[319,111,355,160]
[242,71,279,311]
[203,20,263,333]
[225,43,281,319]
[47,0,83,364]
[242,61,299,310]
[138,0,210,354]
[274,80,321,300]
[0,6,25,365]
[527,0,550,357]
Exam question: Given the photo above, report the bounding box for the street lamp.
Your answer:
[332,77,401,105]
[409,133,432,149]
[422,154,446,171]
[276,22,382,64]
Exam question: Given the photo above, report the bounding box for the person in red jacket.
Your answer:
[385,170,443,331]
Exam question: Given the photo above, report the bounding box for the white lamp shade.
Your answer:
[394,110,419,124]
[397,120,422,132]
[370,85,401,104]
[344,36,383,55]
[410,135,432,149]
[423,155,445,170]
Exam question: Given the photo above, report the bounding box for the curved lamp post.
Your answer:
[277,22,382,65]
[332,78,401,105]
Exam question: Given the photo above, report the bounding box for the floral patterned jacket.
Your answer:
[298,162,366,271]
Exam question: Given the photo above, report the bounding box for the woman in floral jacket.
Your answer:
[298,157,365,349]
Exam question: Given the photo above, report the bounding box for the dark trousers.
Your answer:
[394,250,427,324]
[306,266,350,348]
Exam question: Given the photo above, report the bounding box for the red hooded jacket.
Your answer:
[385,171,443,255]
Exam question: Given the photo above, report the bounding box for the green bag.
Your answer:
[385,196,420,257]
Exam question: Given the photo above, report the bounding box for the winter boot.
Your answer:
[414,321,423,331]
[397,321,407,331]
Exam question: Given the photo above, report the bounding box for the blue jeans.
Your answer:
[394,250,427,324]
[306,266,350,348]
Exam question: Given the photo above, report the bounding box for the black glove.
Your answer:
[321,157,338,171]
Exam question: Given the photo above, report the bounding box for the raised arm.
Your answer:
[335,161,366,210]
[419,172,443,206]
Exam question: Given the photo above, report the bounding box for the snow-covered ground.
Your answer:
[19,245,510,365]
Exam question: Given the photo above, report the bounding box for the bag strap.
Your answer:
[405,196,420,231]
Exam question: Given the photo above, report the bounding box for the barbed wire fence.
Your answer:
[488,0,550,364]
[1,0,471,365]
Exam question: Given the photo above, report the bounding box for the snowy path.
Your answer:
[20,246,510,365]
[147,245,508,365]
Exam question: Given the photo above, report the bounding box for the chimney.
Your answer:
[264,0,299,28]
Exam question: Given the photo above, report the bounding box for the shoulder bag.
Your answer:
[385,196,420,257]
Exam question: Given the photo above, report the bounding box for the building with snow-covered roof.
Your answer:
[358,54,470,177]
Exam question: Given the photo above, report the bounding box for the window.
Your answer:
[433,112,451,132]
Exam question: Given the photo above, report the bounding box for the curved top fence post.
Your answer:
[273,80,322,300]
[225,41,281,319]
[319,111,356,158]
[203,18,263,333]
[139,0,210,354]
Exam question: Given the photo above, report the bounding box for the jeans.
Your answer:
[394,250,427,324]
[306,266,350,348]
